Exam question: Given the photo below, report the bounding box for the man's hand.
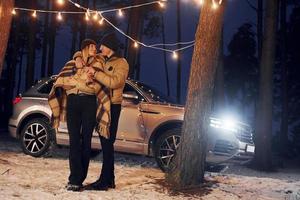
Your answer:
[75,57,84,68]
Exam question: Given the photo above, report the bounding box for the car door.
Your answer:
[116,83,146,143]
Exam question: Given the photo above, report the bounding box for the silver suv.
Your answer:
[9,76,255,171]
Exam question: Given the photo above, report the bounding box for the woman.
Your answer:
[48,39,99,191]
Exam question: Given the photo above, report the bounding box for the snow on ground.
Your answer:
[0,132,300,200]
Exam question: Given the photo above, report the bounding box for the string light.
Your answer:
[56,0,65,6]
[134,41,139,48]
[74,3,81,8]
[199,0,204,6]
[57,12,63,21]
[11,8,16,15]
[219,0,223,4]
[118,9,123,17]
[172,51,178,59]
[93,12,99,20]
[11,0,197,56]
[158,1,165,8]
[212,0,218,9]
[99,17,104,25]
[32,10,37,18]
[85,12,90,21]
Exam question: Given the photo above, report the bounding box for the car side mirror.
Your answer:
[123,91,139,100]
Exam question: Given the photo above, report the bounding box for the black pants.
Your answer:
[99,104,121,184]
[66,94,96,185]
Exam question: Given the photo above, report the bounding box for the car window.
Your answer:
[123,83,145,102]
[38,79,54,94]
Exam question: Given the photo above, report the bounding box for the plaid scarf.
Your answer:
[48,58,112,139]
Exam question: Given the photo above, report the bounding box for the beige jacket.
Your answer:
[74,52,129,104]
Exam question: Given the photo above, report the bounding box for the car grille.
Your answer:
[213,140,235,154]
[235,125,254,144]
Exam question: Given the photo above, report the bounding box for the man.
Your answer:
[74,33,129,190]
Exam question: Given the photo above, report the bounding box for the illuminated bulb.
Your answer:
[199,0,204,5]
[93,12,99,20]
[212,3,218,9]
[99,18,104,25]
[74,3,80,8]
[85,12,90,21]
[134,42,139,48]
[219,0,223,4]
[32,10,37,18]
[158,1,165,8]
[12,9,16,15]
[57,12,63,21]
[56,0,64,5]
[172,51,178,59]
[118,9,123,17]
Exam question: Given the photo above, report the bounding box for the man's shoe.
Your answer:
[66,183,82,192]
[108,180,115,189]
[84,180,109,191]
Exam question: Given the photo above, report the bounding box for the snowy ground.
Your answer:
[0,131,300,200]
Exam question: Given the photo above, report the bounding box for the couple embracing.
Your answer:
[48,32,129,192]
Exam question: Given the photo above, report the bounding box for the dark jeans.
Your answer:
[99,104,121,184]
[66,94,97,185]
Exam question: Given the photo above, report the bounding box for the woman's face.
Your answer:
[88,44,97,56]
[99,45,112,57]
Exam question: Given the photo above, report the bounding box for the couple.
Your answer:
[48,33,129,192]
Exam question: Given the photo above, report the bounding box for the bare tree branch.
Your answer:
[245,0,258,11]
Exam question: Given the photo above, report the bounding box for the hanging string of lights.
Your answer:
[11,0,224,59]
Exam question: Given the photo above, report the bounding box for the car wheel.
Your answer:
[154,128,181,172]
[20,118,52,157]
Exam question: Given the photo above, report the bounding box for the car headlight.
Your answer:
[210,117,238,133]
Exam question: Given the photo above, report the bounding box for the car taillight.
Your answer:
[13,97,22,105]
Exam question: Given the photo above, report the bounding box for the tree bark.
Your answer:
[126,0,143,79]
[40,0,50,78]
[167,1,227,189]
[0,0,14,78]
[176,0,182,104]
[254,0,279,171]
[257,0,263,61]
[26,0,37,89]
[47,6,56,76]
[161,14,170,96]
[279,0,288,156]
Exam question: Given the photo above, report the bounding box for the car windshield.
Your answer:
[133,81,176,104]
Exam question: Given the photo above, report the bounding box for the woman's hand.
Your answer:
[75,57,84,68]
[86,67,96,78]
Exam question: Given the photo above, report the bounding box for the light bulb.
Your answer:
[158,2,165,8]
[32,10,37,18]
[12,9,16,15]
[57,12,63,21]
[93,12,99,20]
[99,18,104,25]
[134,42,139,48]
[85,12,90,21]
[118,9,123,17]
[172,51,178,59]
[57,0,64,5]
[75,3,80,8]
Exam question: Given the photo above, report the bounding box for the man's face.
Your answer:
[99,45,112,56]
[88,44,97,56]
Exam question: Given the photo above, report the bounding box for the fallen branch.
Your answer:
[1,169,10,175]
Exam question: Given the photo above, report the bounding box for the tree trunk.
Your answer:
[0,0,14,78]
[161,14,170,96]
[176,0,182,103]
[167,1,227,189]
[213,29,225,114]
[70,18,78,59]
[254,0,279,171]
[40,0,50,78]
[47,8,56,76]
[257,0,263,61]
[26,0,37,89]
[279,0,288,156]
[126,0,143,79]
